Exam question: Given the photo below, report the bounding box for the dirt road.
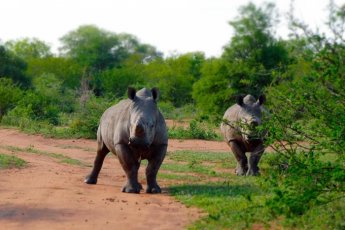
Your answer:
[0,128,228,230]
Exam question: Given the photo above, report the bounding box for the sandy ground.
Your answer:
[0,128,229,230]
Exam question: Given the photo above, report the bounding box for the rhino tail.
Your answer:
[96,125,104,152]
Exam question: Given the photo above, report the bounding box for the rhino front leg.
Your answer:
[247,146,264,176]
[85,143,109,184]
[229,141,248,176]
[146,144,167,193]
[115,144,142,193]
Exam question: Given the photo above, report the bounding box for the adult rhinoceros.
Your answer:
[220,94,266,176]
[85,87,168,193]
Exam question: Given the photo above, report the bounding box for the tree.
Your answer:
[27,57,83,89]
[0,45,30,86]
[59,25,161,71]
[222,2,288,95]
[144,52,205,107]
[192,58,231,118]
[98,58,145,99]
[59,25,162,95]
[5,38,52,60]
[192,2,288,117]
[59,25,121,70]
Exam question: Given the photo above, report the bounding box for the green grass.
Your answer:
[0,145,88,167]
[0,153,27,169]
[154,151,235,184]
[162,150,345,229]
[170,181,270,230]
[159,173,201,182]
[167,150,235,168]
[163,151,271,229]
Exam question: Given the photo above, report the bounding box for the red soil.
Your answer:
[0,128,229,230]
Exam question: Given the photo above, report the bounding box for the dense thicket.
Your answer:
[261,3,345,220]
[0,1,344,227]
[0,46,30,86]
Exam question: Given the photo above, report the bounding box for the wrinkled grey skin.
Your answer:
[85,87,168,193]
[220,94,266,176]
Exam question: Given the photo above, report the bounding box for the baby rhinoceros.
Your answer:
[85,87,168,193]
[220,94,266,176]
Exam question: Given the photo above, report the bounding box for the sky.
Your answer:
[0,0,344,57]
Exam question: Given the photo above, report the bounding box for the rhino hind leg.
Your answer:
[85,143,109,184]
[229,141,248,176]
[115,144,142,193]
[146,144,167,193]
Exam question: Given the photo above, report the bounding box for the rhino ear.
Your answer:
[258,94,266,105]
[236,94,245,106]
[151,87,159,101]
[128,87,136,100]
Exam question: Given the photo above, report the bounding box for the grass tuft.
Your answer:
[0,145,88,167]
[0,153,27,169]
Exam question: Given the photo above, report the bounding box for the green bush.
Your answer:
[168,120,221,140]
[159,102,196,120]
[69,96,114,138]
[1,73,77,127]
[0,78,23,118]
[4,91,60,125]
[261,63,345,219]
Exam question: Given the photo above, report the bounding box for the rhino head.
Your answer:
[127,87,159,150]
[236,94,265,142]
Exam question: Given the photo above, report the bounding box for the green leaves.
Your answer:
[168,120,220,140]
[193,2,289,118]
[5,38,52,59]
[0,78,23,117]
[192,58,231,117]
[0,154,26,169]
[59,25,161,71]
[0,46,30,87]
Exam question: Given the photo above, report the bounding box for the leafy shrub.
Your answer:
[2,73,77,127]
[3,90,60,125]
[159,102,196,120]
[0,46,30,87]
[157,101,175,119]
[168,120,221,140]
[69,96,114,138]
[261,68,345,218]
[0,78,23,118]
